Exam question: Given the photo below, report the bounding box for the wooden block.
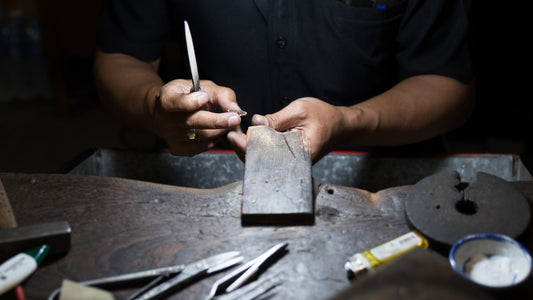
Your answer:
[0,221,71,262]
[242,126,314,225]
[0,179,17,229]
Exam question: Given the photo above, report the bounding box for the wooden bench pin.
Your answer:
[241,126,314,225]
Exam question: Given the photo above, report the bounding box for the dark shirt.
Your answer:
[97,0,473,152]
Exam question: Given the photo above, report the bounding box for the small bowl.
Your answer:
[449,233,532,288]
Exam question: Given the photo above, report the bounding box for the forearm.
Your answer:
[94,50,162,131]
[338,74,475,147]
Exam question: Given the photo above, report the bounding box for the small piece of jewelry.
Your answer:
[187,129,196,140]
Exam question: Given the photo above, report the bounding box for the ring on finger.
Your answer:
[187,129,196,140]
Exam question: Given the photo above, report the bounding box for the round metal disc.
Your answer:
[405,171,531,249]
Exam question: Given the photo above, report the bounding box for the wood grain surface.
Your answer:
[1,172,532,299]
[0,179,17,229]
[242,126,313,225]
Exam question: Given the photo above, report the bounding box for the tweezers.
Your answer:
[47,251,242,300]
[206,242,288,299]
[132,251,242,300]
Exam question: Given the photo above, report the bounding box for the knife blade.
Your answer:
[184,20,201,92]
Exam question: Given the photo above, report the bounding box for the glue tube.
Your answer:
[0,244,50,295]
[345,231,428,276]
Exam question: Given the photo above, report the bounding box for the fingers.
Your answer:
[157,80,209,112]
[186,110,242,130]
[156,79,243,130]
[154,79,246,157]
[251,114,270,127]
[227,128,246,162]
[251,101,304,132]
[201,81,242,112]
[158,79,243,113]
[249,98,341,164]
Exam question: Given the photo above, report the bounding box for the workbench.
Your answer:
[1,150,532,299]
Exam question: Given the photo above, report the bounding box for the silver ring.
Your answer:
[187,129,196,140]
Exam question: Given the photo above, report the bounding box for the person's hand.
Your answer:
[228,97,347,163]
[152,79,243,156]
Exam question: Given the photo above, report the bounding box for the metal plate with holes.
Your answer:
[405,171,531,251]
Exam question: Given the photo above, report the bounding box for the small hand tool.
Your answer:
[131,251,242,300]
[183,20,247,141]
[206,242,288,299]
[184,20,202,94]
[208,273,282,300]
[47,251,242,300]
[184,20,202,140]
[47,264,187,300]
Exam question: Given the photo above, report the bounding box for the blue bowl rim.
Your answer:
[448,233,532,288]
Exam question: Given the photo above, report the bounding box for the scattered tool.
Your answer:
[48,242,288,300]
[183,20,247,140]
[207,242,288,299]
[132,251,243,299]
[405,171,531,251]
[48,251,241,300]
[49,243,287,300]
[184,20,202,94]
[242,126,314,225]
[208,273,282,300]
[47,262,192,300]
[184,20,203,141]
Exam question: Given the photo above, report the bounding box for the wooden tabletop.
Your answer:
[1,172,532,299]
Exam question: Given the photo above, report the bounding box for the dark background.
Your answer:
[0,0,531,173]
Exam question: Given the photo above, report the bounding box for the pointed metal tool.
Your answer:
[184,20,201,92]
[207,242,288,299]
[133,251,242,300]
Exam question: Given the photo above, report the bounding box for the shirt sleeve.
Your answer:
[396,0,473,83]
[96,0,170,62]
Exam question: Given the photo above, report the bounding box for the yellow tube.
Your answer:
[345,231,428,276]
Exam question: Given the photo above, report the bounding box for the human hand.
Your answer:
[228,97,347,163]
[152,79,243,156]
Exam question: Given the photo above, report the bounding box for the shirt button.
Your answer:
[276,36,288,49]
[281,96,289,106]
